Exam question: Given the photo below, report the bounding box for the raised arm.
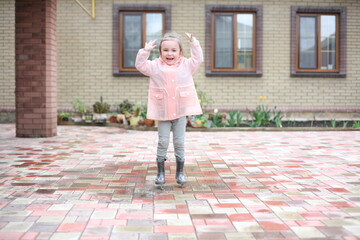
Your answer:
[135,40,157,76]
[184,33,204,74]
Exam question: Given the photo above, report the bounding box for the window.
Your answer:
[113,5,171,76]
[291,6,346,77]
[297,14,338,72]
[205,5,263,77]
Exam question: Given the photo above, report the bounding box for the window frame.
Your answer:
[211,12,256,72]
[291,6,346,78]
[205,5,263,77]
[113,4,171,76]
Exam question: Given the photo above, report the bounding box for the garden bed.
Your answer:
[57,120,360,131]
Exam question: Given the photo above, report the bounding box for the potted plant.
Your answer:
[84,110,93,123]
[108,114,117,123]
[191,114,209,128]
[92,96,110,124]
[58,111,71,123]
[141,104,154,127]
[117,99,134,125]
[129,103,142,126]
[71,98,87,122]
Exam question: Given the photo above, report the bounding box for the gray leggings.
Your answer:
[156,116,187,163]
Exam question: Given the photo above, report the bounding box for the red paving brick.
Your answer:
[0,124,359,239]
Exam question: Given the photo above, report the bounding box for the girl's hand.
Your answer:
[185,32,197,42]
[144,40,156,52]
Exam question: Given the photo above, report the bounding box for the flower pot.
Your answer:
[93,113,107,124]
[129,116,140,126]
[144,119,155,127]
[84,113,93,123]
[109,116,116,123]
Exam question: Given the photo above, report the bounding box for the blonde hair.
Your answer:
[159,32,184,55]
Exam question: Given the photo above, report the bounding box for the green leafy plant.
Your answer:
[118,99,134,114]
[227,110,237,127]
[235,111,243,127]
[194,114,209,127]
[140,104,147,120]
[58,111,71,121]
[342,121,349,128]
[331,119,337,128]
[210,110,225,128]
[352,121,360,128]
[212,114,223,128]
[59,111,71,118]
[131,103,142,117]
[93,96,110,114]
[272,109,283,128]
[196,83,214,113]
[71,98,87,114]
[249,105,271,127]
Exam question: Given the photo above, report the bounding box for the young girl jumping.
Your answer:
[135,32,203,186]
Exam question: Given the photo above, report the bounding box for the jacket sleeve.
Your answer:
[135,49,155,76]
[185,40,204,74]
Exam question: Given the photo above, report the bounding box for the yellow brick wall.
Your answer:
[0,0,15,107]
[1,0,359,112]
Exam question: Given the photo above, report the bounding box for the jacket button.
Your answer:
[173,113,176,116]
[172,97,175,100]
[172,79,175,82]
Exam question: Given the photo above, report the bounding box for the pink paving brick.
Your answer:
[0,233,24,240]
[258,221,290,231]
[30,210,68,217]
[57,222,87,232]
[228,213,254,222]
[154,225,195,233]
[25,204,51,211]
[212,203,244,208]
[154,194,175,200]
[132,198,153,204]
[21,232,39,240]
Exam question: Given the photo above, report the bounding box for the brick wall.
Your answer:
[1,0,360,113]
[0,0,15,107]
[15,0,57,137]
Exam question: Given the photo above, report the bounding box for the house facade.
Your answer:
[1,0,359,120]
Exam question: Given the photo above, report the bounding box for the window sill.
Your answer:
[113,71,144,77]
[206,71,262,77]
[291,72,346,78]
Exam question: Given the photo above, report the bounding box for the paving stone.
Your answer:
[291,226,326,238]
[49,232,81,240]
[0,222,33,232]
[28,222,60,232]
[0,124,359,240]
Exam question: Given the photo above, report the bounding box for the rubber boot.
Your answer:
[155,161,165,185]
[176,161,187,184]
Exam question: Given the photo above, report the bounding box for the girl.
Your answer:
[135,32,203,186]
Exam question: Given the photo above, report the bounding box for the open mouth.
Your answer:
[166,57,174,61]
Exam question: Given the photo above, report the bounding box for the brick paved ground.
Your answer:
[0,124,359,240]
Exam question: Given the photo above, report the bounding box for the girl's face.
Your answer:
[160,40,182,65]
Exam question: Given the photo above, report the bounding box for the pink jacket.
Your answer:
[135,41,203,121]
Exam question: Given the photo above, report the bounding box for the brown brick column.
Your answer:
[15,0,57,137]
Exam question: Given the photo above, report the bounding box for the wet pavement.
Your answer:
[0,123,359,240]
